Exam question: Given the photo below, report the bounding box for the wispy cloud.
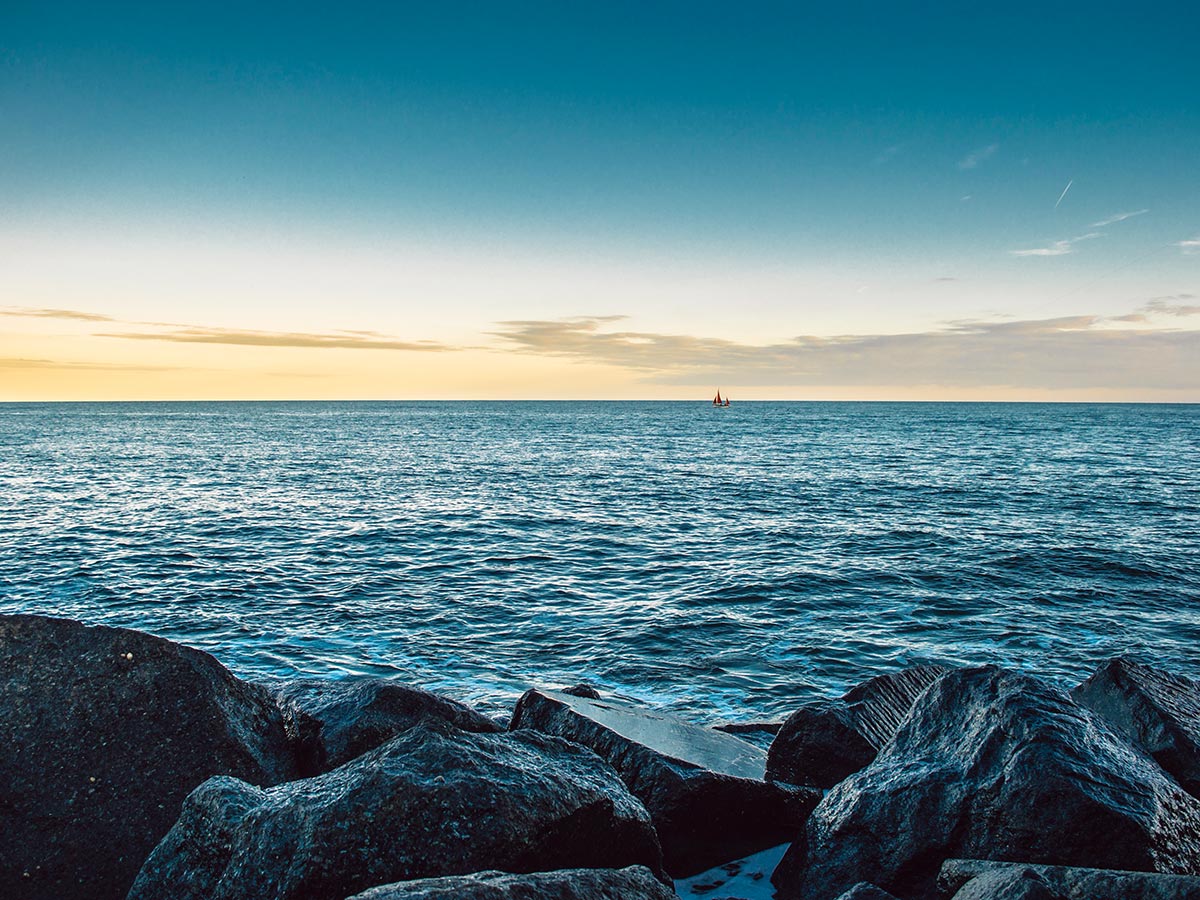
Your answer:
[1177,236,1200,255]
[99,325,456,352]
[957,143,998,170]
[0,356,172,371]
[1143,295,1200,317]
[491,312,1200,390]
[1091,209,1149,228]
[873,144,903,166]
[1009,232,1102,258]
[1,306,116,322]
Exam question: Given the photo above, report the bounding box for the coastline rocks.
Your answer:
[345,866,676,900]
[767,665,947,788]
[773,666,1200,900]
[0,613,299,900]
[275,678,502,773]
[1073,658,1200,798]
[127,721,666,900]
[510,688,819,877]
[939,859,1200,900]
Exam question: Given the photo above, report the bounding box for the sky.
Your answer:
[2,1,1198,400]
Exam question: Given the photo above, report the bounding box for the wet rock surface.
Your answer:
[127,721,666,900]
[1073,657,1200,799]
[511,688,819,877]
[0,614,299,900]
[767,665,948,788]
[275,677,502,773]
[939,859,1200,900]
[345,866,677,900]
[774,666,1200,900]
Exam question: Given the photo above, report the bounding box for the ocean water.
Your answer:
[1,400,1197,722]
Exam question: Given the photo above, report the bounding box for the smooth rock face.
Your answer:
[774,666,1200,900]
[939,859,1200,900]
[0,614,299,900]
[767,665,947,788]
[1073,658,1200,798]
[510,688,819,877]
[127,722,666,900]
[345,866,677,900]
[275,677,502,773]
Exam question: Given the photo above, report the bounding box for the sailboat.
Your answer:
[713,390,730,407]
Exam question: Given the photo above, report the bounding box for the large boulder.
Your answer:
[345,866,676,900]
[0,614,299,900]
[939,859,1200,900]
[773,666,1200,900]
[275,677,502,773]
[1073,658,1200,798]
[510,688,818,877]
[767,665,947,788]
[127,721,666,900]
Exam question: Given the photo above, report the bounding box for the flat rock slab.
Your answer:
[1073,658,1200,798]
[767,665,947,788]
[511,689,819,877]
[939,859,1200,900]
[346,866,676,900]
[127,722,666,900]
[835,885,904,900]
[275,677,502,773]
[773,666,1200,900]
[0,614,299,900]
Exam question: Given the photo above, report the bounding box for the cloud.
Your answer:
[0,356,172,371]
[957,143,998,170]
[99,325,456,351]
[1,307,116,322]
[1177,236,1200,254]
[1142,295,1200,317]
[1009,232,1103,258]
[1091,209,1149,228]
[490,312,1200,390]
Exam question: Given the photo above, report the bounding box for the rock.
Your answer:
[773,666,1200,900]
[510,688,819,877]
[767,665,948,788]
[0,614,299,900]
[275,677,502,773]
[835,884,904,900]
[562,684,603,699]
[1073,658,1200,798]
[947,867,1064,900]
[344,866,677,899]
[939,859,1200,900]
[127,721,666,900]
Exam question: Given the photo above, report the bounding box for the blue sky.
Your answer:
[2,2,1198,398]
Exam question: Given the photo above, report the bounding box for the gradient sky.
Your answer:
[2,1,1198,400]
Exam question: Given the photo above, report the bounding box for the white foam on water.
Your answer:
[674,843,788,900]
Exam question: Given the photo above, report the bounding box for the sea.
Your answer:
[1,400,1197,723]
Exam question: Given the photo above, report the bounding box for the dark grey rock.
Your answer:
[562,684,603,699]
[127,721,666,900]
[0,614,299,900]
[1073,658,1200,798]
[947,867,1063,900]
[275,677,501,773]
[773,666,1200,900]
[767,665,947,788]
[345,866,677,900]
[510,688,819,877]
[835,883,904,900]
[939,859,1200,900]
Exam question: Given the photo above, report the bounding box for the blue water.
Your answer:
[1,401,1197,722]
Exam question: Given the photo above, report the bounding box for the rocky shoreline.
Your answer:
[4,613,1200,900]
